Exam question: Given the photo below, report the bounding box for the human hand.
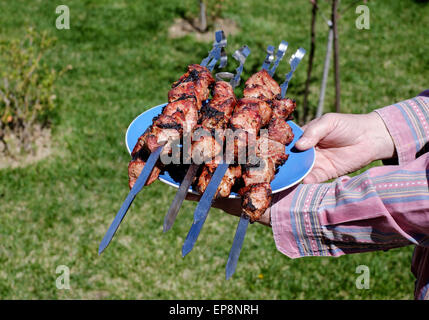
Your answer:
[185,193,271,227]
[295,112,395,184]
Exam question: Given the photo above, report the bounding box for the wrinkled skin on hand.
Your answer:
[295,112,395,184]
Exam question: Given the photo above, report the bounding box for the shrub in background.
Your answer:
[0,28,69,155]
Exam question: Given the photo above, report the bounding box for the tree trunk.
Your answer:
[316,22,333,119]
[301,0,318,124]
[332,0,341,113]
[199,1,207,32]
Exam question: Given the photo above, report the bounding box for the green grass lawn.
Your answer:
[0,0,428,299]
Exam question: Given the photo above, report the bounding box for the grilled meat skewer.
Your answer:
[183,41,291,260]
[225,47,306,280]
[163,45,250,233]
[128,64,215,189]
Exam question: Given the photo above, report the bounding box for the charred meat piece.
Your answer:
[128,159,162,189]
[163,97,199,132]
[231,98,272,128]
[131,130,149,157]
[217,165,242,198]
[169,64,215,107]
[267,117,294,146]
[257,137,289,167]
[191,126,223,164]
[229,107,261,133]
[194,164,212,195]
[243,70,281,101]
[195,163,241,198]
[271,98,296,119]
[199,81,236,130]
[240,183,272,222]
[242,157,276,186]
[145,114,183,153]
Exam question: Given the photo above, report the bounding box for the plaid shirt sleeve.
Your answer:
[270,95,429,299]
[375,95,429,165]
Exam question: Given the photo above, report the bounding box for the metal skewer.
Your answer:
[98,31,227,255]
[225,47,306,279]
[182,41,289,257]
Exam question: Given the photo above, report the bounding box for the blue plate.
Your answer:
[126,103,315,198]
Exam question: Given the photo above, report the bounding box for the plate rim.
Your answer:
[125,103,316,198]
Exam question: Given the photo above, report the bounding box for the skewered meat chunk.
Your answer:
[271,98,296,119]
[231,98,272,128]
[128,159,161,188]
[169,64,215,107]
[192,81,237,166]
[229,106,261,133]
[257,137,289,167]
[134,114,183,155]
[196,163,241,198]
[199,81,236,130]
[162,97,199,132]
[218,165,242,198]
[267,117,294,146]
[191,126,223,164]
[246,118,293,183]
[242,158,276,186]
[243,70,281,100]
[131,130,149,157]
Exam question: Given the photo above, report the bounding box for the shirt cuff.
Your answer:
[375,97,429,165]
[270,183,332,258]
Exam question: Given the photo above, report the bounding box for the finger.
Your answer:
[300,123,309,131]
[302,172,318,184]
[302,167,331,184]
[295,114,336,150]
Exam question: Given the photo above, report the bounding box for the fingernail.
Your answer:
[297,137,309,148]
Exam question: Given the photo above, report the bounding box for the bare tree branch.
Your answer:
[332,0,341,113]
[301,0,318,124]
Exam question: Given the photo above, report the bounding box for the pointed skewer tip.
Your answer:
[182,246,191,258]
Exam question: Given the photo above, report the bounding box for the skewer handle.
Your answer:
[268,41,288,76]
[280,47,306,98]
[215,45,251,89]
[201,30,227,71]
[261,45,275,70]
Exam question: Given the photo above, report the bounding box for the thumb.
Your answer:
[295,114,335,150]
